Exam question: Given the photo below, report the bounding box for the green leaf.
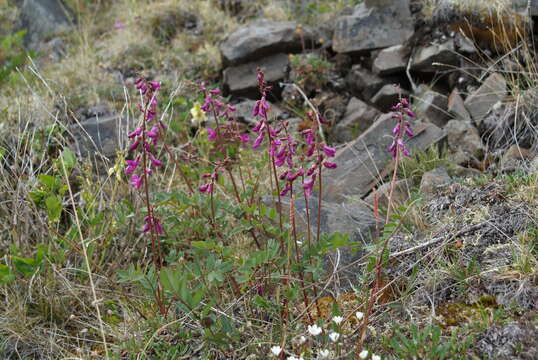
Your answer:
[0,264,15,284]
[61,148,77,170]
[45,195,62,221]
[12,256,37,277]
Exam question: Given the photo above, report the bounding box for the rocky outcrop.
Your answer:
[220,20,318,66]
[18,0,75,50]
[333,0,414,54]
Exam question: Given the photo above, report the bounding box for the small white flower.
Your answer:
[307,324,323,336]
[298,335,307,344]
[287,357,298,360]
[332,315,344,324]
[329,332,340,342]
[359,350,369,359]
[319,349,330,358]
[372,355,381,360]
[270,345,282,356]
[356,311,364,320]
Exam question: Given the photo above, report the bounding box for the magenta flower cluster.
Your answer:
[250,70,337,198]
[388,97,415,158]
[126,78,165,234]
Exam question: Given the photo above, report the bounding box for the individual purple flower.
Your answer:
[114,21,125,29]
[207,127,217,141]
[147,125,159,139]
[128,127,142,138]
[252,134,264,148]
[150,155,162,167]
[238,133,250,143]
[199,182,213,194]
[323,161,338,169]
[322,144,336,158]
[303,176,316,197]
[125,159,139,175]
[130,174,143,189]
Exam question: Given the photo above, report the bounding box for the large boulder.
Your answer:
[18,0,75,50]
[333,0,414,54]
[223,53,289,98]
[220,20,318,66]
[330,97,381,143]
[322,114,446,202]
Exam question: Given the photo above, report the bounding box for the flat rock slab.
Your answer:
[330,97,381,143]
[322,114,446,202]
[448,88,471,120]
[411,39,459,72]
[372,44,409,75]
[464,73,507,125]
[71,114,131,159]
[414,86,450,128]
[220,20,318,66]
[223,53,289,98]
[333,0,414,54]
[19,0,75,50]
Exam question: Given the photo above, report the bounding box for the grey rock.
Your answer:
[333,0,414,54]
[447,88,471,120]
[223,53,289,98]
[231,99,283,125]
[220,20,318,66]
[454,33,477,54]
[419,167,451,195]
[372,44,409,75]
[530,156,538,173]
[365,179,412,209]
[18,0,75,50]
[371,84,409,112]
[414,87,450,128]
[411,39,459,72]
[445,119,484,158]
[71,114,131,159]
[464,73,507,125]
[476,321,538,360]
[278,196,377,283]
[345,64,397,99]
[330,97,381,143]
[322,114,446,202]
[500,145,537,171]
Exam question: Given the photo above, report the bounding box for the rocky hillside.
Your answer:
[0,0,536,359]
